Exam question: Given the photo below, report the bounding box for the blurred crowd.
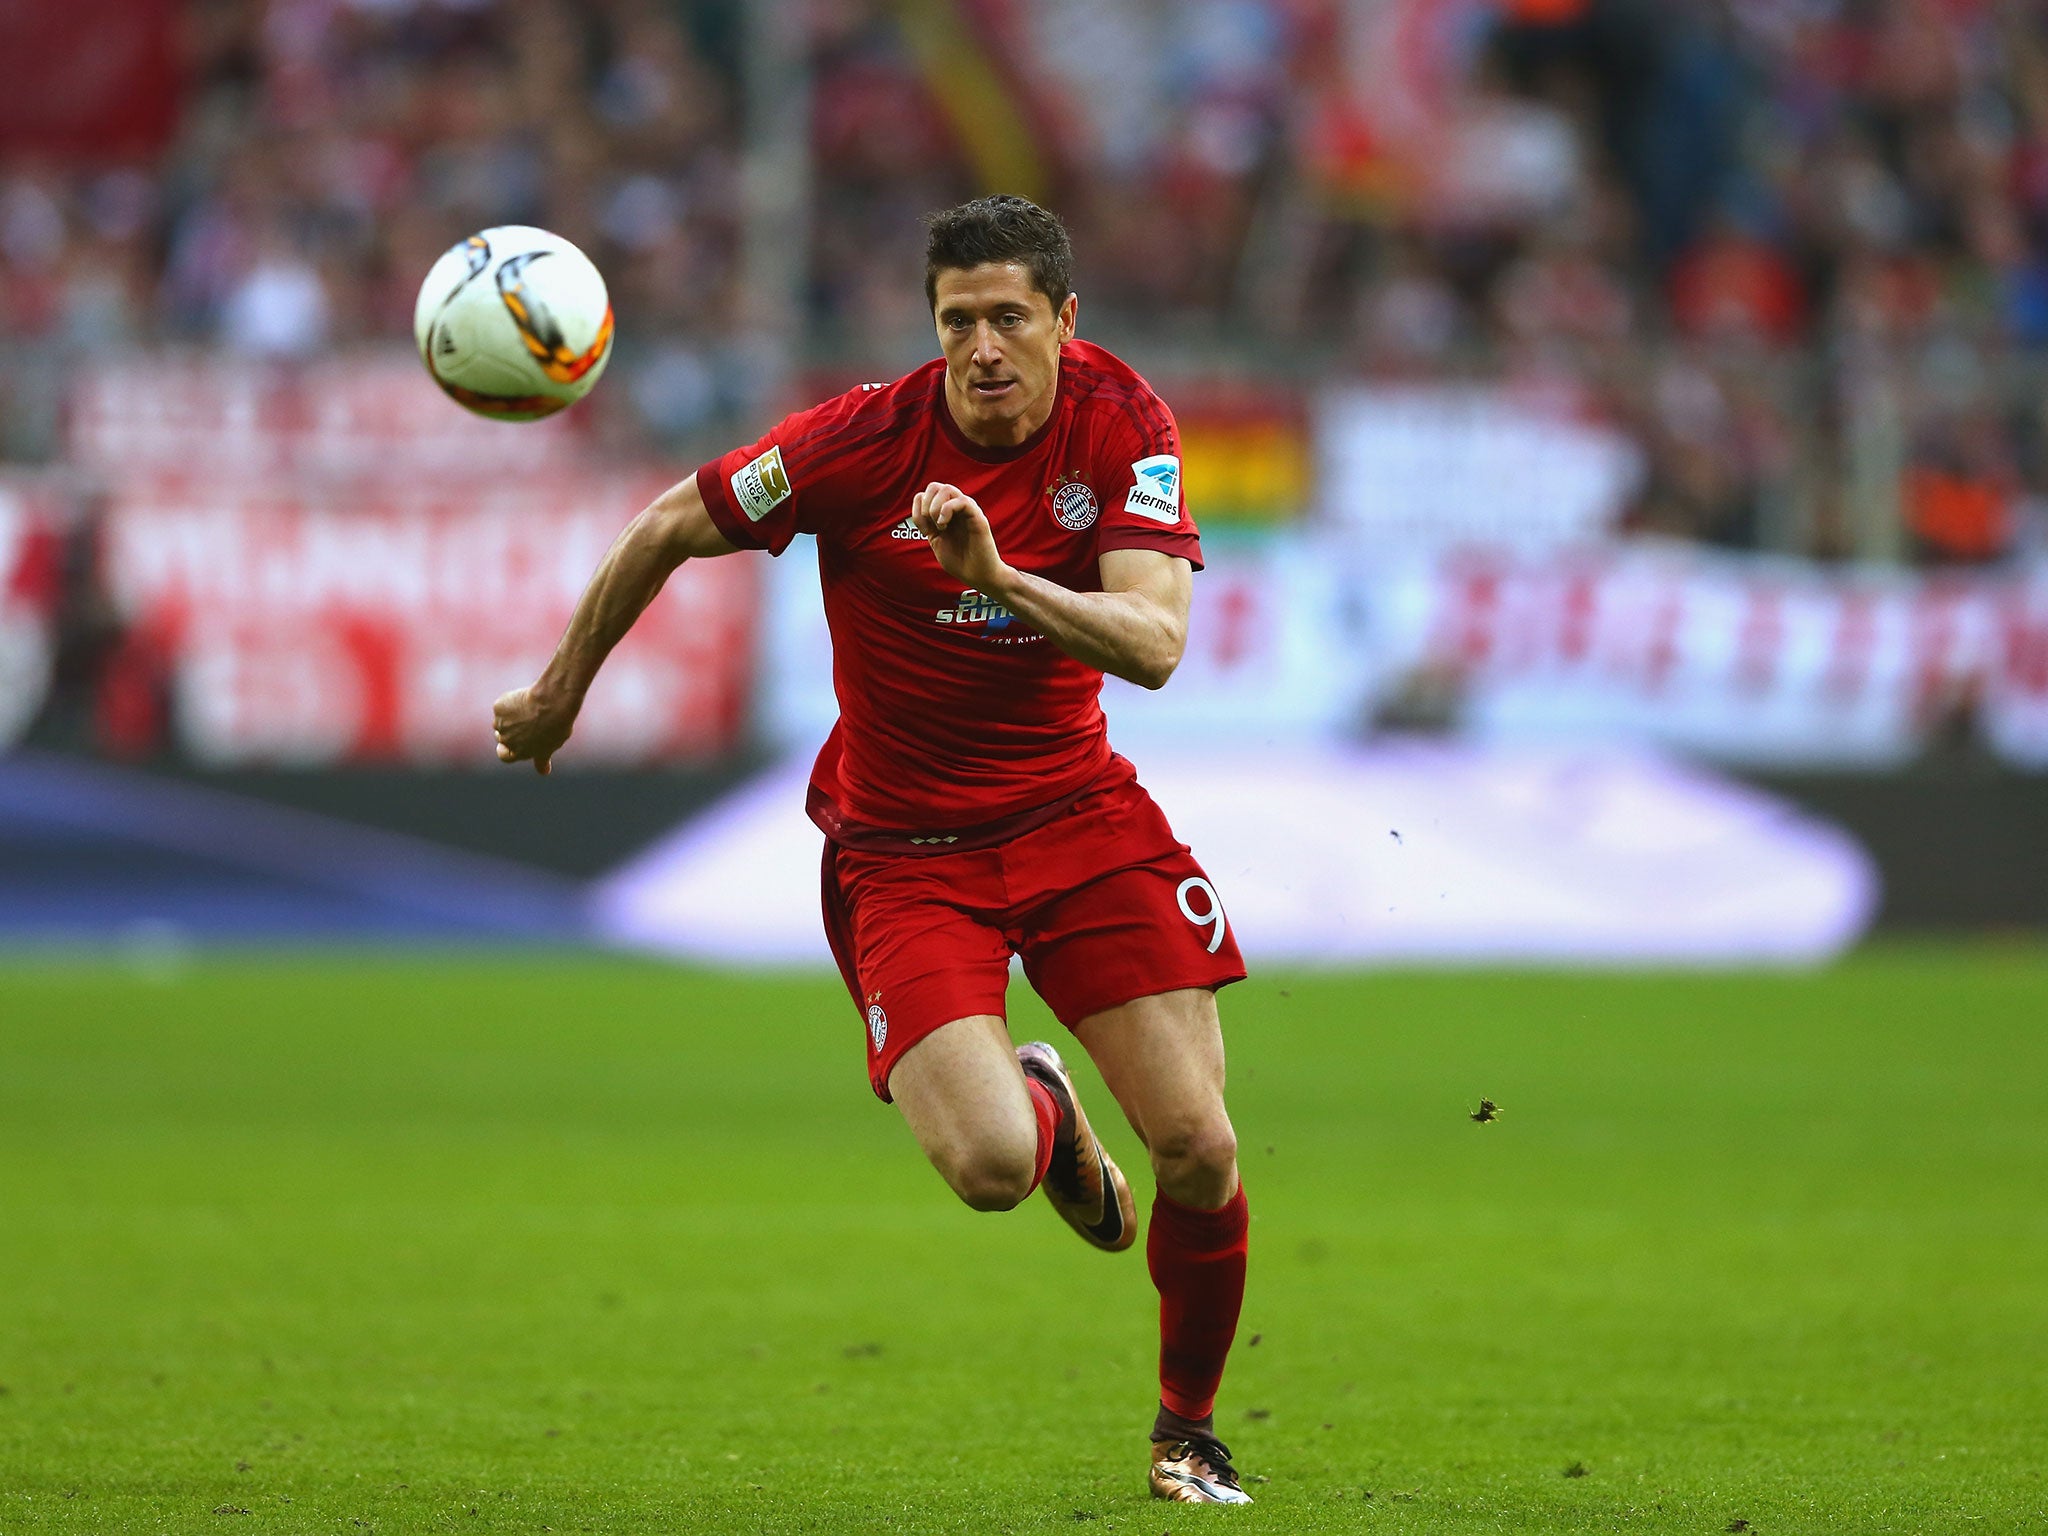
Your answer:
[6,0,2048,563]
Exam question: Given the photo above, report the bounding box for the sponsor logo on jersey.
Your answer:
[889,515,923,540]
[934,589,1017,630]
[732,444,791,523]
[1050,476,1100,531]
[1124,453,1181,524]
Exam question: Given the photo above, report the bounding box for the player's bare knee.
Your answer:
[943,1146,1037,1212]
[1149,1117,1238,1197]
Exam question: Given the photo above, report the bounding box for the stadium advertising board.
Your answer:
[1317,384,1642,549]
[68,355,596,484]
[1110,542,2048,771]
[1397,546,2048,769]
[58,355,2048,773]
[766,526,2048,770]
[71,354,755,767]
[101,482,754,767]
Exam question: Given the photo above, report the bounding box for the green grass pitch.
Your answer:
[2,947,2044,1533]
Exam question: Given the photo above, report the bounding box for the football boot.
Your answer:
[1016,1040,1136,1253]
[1150,1437,1254,1504]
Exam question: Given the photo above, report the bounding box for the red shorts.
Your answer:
[820,771,1247,1100]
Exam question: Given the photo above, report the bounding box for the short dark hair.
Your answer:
[924,195,1073,313]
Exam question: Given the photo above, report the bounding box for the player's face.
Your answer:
[932,263,1077,447]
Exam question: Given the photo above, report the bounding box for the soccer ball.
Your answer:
[413,226,615,421]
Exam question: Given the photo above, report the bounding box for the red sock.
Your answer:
[1147,1182,1249,1423]
[1024,1077,1061,1195]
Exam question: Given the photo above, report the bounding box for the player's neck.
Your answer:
[943,371,1059,449]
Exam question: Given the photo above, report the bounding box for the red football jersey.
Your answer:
[696,339,1203,842]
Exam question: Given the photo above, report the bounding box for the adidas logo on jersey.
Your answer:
[890,516,923,539]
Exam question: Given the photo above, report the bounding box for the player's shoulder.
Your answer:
[797,360,940,430]
[778,360,941,468]
[1062,339,1165,401]
[1061,339,1176,446]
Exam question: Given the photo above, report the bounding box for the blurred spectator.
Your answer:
[221,228,330,357]
[1906,412,2018,564]
[2,0,2048,566]
[1668,210,1807,345]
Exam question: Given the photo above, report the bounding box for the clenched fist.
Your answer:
[493,682,580,775]
[911,481,1009,594]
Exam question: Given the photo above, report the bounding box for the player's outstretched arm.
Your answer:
[493,474,739,774]
[911,482,1190,690]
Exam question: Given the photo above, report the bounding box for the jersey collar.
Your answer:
[932,358,1065,463]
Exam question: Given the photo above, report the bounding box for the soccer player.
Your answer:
[492,195,1253,1505]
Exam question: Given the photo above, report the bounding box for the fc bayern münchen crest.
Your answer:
[1051,479,1099,531]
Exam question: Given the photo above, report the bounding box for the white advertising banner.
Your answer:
[761,527,2048,769]
[1317,384,1643,551]
[1385,545,2048,769]
[70,354,591,482]
[1980,575,2048,770]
